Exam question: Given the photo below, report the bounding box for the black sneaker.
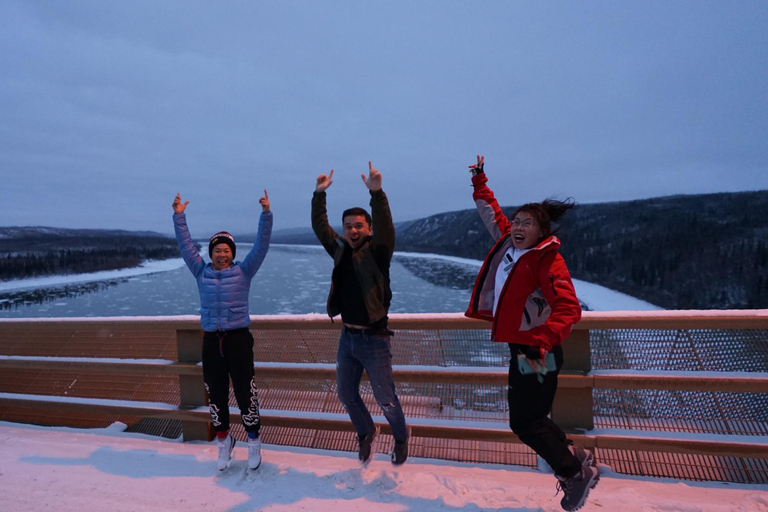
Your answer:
[556,465,599,511]
[358,426,379,465]
[391,438,408,466]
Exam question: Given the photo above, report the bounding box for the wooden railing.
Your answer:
[1,311,768,461]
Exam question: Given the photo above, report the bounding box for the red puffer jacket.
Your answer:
[464,173,581,352]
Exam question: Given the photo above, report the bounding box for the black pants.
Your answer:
[202,328,260,435]
[507,343,581,478]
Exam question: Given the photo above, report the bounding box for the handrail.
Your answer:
[1,310,767,330]
[3,356,768,393]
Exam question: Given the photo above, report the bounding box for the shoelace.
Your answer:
[554,478,571,497]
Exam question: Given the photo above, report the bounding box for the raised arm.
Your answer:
[312,170,340,254]
[241,189,273,278]
[364,161,395,254]
[172,193,205,277]
[469,155,510,240]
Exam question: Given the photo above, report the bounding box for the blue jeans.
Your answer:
[336,327,409,442]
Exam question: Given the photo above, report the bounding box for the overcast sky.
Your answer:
[2,1,767,236]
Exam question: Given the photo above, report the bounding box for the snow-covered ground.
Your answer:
[1,421,766,512]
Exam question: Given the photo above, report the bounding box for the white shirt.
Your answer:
[493,246,531,315]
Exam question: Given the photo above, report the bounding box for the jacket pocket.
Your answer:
[228,306,249,325]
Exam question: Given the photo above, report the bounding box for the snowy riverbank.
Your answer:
[0,258,187,293]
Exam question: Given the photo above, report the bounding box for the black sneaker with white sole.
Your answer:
[556,465,600,511]
[391,439,408,466]
[358,426,379,465]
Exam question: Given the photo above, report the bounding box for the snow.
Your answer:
[570,279,661,311]
[394,250,662,311]
[1,421,767,512]
[0,258,186,292]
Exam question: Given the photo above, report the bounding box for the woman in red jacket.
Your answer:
[465,156,598,512]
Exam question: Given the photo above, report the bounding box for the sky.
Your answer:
[1,1,767,236]
[2,421,767,512]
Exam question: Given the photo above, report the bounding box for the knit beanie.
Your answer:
[208,231,236,259]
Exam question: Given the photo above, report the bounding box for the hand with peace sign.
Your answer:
[468,154,484,176]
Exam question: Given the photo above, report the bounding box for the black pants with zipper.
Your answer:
[507,343,581,478]
[202,328,261,435]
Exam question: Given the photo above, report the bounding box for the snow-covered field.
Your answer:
[1,421,766,512]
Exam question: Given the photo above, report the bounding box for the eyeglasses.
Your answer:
[511,219,536,228]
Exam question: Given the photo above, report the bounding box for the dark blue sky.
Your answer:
[1,1,766,235]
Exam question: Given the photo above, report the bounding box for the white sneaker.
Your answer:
[217,434,236,471]
[247,437,262,470]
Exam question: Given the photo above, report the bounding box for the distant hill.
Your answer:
[269,190,768,309]
[0,226,173,251]
[4,190,767,309]
[267,227,324,246]
[0,227,181,281]
[395,191,768,310]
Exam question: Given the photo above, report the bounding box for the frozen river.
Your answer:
[0,244,659,318]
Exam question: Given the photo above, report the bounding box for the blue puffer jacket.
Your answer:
[173,211,273,332]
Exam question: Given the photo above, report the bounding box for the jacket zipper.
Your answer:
[470,234,509,315]
[492,257,519,336]
[491,243,552,336]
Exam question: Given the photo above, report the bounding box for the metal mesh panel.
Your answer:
[592,328,768,482]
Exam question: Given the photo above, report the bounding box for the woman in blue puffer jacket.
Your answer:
[172,190,272,472]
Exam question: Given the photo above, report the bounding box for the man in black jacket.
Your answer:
[311,161,409,466]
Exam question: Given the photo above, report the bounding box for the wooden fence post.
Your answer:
[552,329,594,430]
[176,328,210,441]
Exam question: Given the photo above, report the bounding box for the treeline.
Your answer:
[0,228,181,281]
[395,191,768,310]
[0,247,179,280]
[557,192,768,309]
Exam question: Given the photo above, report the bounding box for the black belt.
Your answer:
[343,325,394,336]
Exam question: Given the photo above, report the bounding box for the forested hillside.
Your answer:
[0,227,180,280]
[395,191,768,309]
[5,190,767,309]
